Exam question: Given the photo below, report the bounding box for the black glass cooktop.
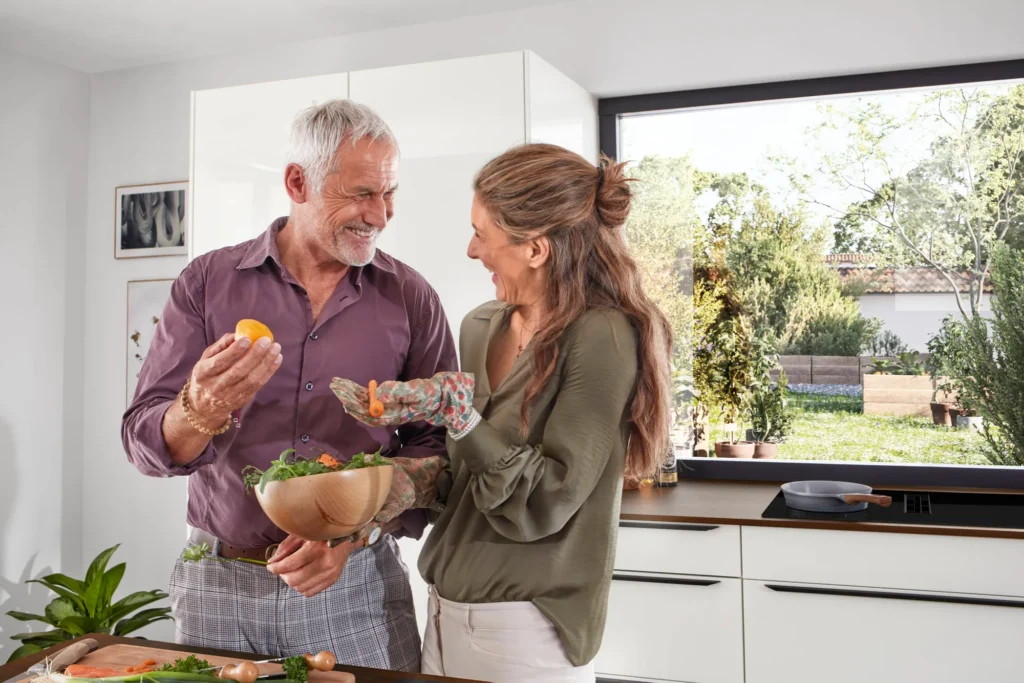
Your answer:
[761,489,1024,530]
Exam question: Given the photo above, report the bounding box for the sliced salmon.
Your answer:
[64,665,127,678]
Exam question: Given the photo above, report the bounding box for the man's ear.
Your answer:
[284,163,309,204]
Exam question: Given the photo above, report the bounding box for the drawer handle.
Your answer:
[613,572,720,587]
[619,521,719,531]
[765,583,1024,609]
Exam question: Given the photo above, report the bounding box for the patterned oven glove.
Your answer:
[374,456,445,524]
[330,372,480,440]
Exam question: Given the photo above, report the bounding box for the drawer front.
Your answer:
[595,573,744,683]
[744,579,1024,683]
[742,525,1024,596]
[615,522,741,577]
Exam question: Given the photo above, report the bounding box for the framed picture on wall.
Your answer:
[115,181,188,258]
[126,278,175,408]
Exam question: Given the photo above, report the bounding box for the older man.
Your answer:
[122,100,456,671]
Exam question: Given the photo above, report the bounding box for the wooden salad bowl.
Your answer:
[255,466,393,541]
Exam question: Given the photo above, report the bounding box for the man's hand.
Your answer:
[188,332,283,427]
[162,333,283,466]
[266,535,357,598]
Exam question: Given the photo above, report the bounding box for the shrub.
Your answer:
[869,330,911,357]
[940,245,1024,465]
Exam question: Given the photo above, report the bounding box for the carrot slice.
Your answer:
[317,453,339,468]
[368,380,384,418]
[143,660,157,667]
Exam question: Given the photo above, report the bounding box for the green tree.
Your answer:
[724,197,879,355]
[817,85,1024,318]
[624,155,700,425]
[939,244,1024,465]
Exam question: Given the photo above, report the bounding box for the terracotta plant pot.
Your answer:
[753,442,777,459]
[714,441,755,458]
[930,402,953,427]
[255,465,393,541]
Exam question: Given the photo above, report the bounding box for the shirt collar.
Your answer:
[474,302,510,320]
[237,217,396,275]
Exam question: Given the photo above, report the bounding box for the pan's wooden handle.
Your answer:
[843,493,892,507]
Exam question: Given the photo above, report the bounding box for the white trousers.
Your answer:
[421,587,595,683]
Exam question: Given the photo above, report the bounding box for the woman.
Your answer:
[331,143,672,682]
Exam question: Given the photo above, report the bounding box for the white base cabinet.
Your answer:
[598,522,1024,683]
[743,579,1024,683]
[595,573,744,683]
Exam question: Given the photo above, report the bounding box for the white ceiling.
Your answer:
[0,0,566,73]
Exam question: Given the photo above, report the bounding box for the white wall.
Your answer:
[77,0,1024,644]
[0,48,89,661]
[860,293,994,351]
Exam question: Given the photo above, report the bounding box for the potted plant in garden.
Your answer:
[953,398,984,432]
[710,318,755,458]
[747,369,794,459]
[926,330,955,427]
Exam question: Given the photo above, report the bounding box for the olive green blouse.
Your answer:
[418,301,639,667]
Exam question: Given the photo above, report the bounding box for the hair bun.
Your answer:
[595,155,633,229]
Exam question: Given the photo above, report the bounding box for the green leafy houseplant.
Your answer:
[5,545,172,662]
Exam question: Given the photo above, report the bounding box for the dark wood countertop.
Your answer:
[619,479,1024,540]
[0,635,480,683]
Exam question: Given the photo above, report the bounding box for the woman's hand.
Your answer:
[330,372,477,436]
[376,456,445,523]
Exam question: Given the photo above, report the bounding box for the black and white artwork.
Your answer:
[115,181,188,258]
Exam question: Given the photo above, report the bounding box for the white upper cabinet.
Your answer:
[189,51,597,347]
[189,73,350,260]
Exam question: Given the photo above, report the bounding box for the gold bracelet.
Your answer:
[180,377,232,436]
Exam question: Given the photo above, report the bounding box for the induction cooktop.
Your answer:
[761,488,1024,530]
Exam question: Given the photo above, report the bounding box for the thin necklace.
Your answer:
[515,317,536,362]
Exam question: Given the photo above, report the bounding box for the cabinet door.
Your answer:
[595,573,744,683]
[189,73,349,260]
[349,52,526,346]
[615,522,741,578]
[744,580,1024,683]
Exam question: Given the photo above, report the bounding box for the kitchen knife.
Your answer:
[3,639,100,683]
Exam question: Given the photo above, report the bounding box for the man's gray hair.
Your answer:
[286,99,398,193]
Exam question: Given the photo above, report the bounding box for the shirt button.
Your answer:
[305,382,314,391]
[301,434,310,443]
[309,332,318,340]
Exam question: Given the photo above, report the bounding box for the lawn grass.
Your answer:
[705,391,991,466]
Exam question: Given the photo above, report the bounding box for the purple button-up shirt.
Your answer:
[122,218,458,547]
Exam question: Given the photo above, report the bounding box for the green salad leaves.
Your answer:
[242,448,392,494]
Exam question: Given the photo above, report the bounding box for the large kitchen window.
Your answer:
[601,60,1024,487]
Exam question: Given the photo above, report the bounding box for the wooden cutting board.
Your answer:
[72,644,354,683]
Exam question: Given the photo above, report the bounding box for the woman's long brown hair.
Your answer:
[474,143,673,480]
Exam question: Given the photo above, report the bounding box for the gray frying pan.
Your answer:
[781,480,892,513]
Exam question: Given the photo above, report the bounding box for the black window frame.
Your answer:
[599,58,1024,490]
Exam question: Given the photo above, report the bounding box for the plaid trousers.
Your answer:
[169,534,421,671]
